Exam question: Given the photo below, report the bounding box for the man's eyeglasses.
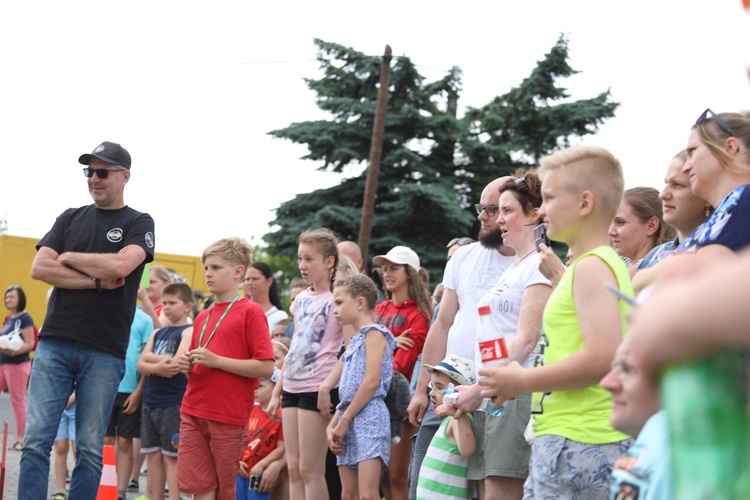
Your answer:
[82,167,128,179]
[474,204,499,217]
[696,108,735,137]
[446,237,475,248]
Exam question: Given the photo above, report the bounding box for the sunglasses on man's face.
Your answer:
[695,108,735,137]
[82,167,128,179]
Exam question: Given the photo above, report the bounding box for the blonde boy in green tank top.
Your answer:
[478,146,633,498]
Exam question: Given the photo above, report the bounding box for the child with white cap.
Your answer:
[372,245,434,497]
[416,355,477,500]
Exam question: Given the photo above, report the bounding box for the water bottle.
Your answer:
[661,348,750,499]
[476,305,507,417]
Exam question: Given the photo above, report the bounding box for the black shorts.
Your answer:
[106,392,142,439]
[140,405,181,457]
[282,388,340,413]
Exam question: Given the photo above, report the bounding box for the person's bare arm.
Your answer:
[407,287,458,426]
[538,243,565,288]
[0,325,35,356]
[57,244,147,281]
[137,286,161,329]
[31,247,101,289]
[479,257,624,402]
[507,283,551,363]
[448,414,476,458]
[137,331,160,375]
[628,246,747,373]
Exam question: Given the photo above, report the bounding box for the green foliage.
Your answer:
[263,35,618,283]
[460,34,619,201]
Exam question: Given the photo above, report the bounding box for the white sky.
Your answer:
[1,1,748,257]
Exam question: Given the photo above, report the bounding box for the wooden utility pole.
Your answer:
[358,45,392,265]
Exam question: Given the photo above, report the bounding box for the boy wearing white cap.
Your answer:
[416,355,476,500]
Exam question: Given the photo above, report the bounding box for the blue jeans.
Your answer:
[19,337,124,499]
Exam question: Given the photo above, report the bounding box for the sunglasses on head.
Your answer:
[82,167,128,179]
[446,237,475,248]
[695,108,735,137]
[6,285,20,291]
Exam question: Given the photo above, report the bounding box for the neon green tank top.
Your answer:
[531,246,631,444]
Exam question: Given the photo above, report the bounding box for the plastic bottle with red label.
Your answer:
[478,305,509,367]
[476,304,507,417]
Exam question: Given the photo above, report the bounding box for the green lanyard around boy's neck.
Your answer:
[198,294,241,348]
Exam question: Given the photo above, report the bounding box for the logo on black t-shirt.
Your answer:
[107,228,123,243]
[145,232,154,248]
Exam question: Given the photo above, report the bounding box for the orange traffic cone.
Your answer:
[96,444,117,499]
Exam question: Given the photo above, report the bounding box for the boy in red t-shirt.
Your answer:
[177,237,275,500]
[236,367,287,500]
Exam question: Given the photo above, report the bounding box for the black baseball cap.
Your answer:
[78,141,131,169]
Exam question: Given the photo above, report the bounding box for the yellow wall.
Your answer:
[0,234,206,326]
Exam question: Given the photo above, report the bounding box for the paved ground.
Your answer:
[0,392,152,499]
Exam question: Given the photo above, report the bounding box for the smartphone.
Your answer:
[534,224,550,251]
[249,475,262,490]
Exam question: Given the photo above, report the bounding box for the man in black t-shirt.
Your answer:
[19,141,155,500]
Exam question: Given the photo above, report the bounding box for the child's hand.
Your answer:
[478,361,525,406]
[249,463,265,477]
[258,461,283,492]
[238,461,250,479]
[187,347,219,368]
[317,389,334,421]
[178,351,194,374]
[395,328,415,351]
[538,242,565,285]
[328,417,350,455]
[265,396,280,420]
[155,358,180,378]
[434,402,457,418]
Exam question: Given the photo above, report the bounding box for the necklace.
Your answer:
[514,249,536,266]
[198,294,241,348]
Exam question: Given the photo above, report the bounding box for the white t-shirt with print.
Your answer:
[442,242,515,361]
[475,253,550,369]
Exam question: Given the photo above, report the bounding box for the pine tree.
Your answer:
[264,35,618,282]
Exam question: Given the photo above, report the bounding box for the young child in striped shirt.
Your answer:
[416,355,477,500]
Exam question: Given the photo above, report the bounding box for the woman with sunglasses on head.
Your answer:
[0,285,36,451]
[635,109,750,293]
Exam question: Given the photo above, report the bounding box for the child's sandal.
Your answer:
[51,493,67,500]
